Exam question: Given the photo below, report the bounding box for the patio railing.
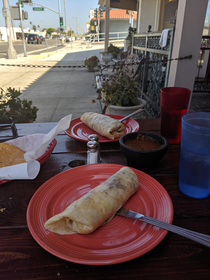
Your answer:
[86,31,128,45]
[131,29,174,118]
[194,35,210,92]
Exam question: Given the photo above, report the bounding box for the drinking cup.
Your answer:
[179,112,210,199]
[160,87,191,144]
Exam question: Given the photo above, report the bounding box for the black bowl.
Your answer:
[119,131,169,168]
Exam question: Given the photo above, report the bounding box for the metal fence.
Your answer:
[194,35,210,92]
[131,29,174,118]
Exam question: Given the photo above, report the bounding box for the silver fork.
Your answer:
[116,208,210,248]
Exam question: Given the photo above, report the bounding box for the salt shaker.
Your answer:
[87,140,100,164]
[88,134,100,153]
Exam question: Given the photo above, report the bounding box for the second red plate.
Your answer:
[65,115,140,142]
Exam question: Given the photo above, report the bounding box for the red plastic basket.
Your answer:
[0,138,57,185]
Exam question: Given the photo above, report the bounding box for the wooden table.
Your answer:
[0,119,209,280]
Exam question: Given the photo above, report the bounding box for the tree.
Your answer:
[37,25,40,30]
[47,28,55,35]
[29,21,33,29]
[33,25,36,31]
[67,30,74,36]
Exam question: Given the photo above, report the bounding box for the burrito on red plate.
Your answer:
[80,112,125,139]
[44,167,139,235]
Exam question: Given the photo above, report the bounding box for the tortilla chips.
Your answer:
[0,143,26,168]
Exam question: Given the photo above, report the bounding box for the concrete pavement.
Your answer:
[0,41,123,122]
[1,40,206,123]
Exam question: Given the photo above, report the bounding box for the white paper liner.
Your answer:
[0,114,72,181]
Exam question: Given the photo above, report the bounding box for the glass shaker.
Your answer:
[88,134,99,142]
[87,140,100,164]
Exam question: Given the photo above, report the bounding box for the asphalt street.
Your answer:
[0,39,65,58]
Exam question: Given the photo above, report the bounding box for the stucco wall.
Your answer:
[100,19,136,38]
[138,0,157,33]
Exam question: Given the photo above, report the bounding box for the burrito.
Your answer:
[44,167,139,235]
[0,143,26,168]
[80,112,125,139]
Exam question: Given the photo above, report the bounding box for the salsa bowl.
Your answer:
[119,131,169,168]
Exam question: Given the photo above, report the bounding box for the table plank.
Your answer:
[0,119,209,280]
[0,225,209,280]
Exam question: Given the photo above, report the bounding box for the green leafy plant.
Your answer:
[107,44,123,59]
[84,56,99,72]
[126,27,136,44]
[94,71,140,107]
[0,87,39,123]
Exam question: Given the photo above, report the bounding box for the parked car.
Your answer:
[39,35,45,42]
[66,37,71,42]
[27,34,42,44]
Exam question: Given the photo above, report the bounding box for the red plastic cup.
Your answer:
[160,87,191,144]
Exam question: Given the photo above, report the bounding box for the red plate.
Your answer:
[65,115,140,142]
[27,163,173,265]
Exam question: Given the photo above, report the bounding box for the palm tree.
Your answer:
[29,21,33,29]
[37,25,40,30]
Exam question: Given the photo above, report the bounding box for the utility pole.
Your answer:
[2,0,17,59]
[19,2,27,57]
[64,0,67,40]
[64,0,67,31]
[58,0,61,36]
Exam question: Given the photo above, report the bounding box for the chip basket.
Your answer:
[0,138,57,185]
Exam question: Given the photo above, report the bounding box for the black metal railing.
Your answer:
[131,28,174,118]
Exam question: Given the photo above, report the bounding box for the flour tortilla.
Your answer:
[0,142,26,168]
[44,167,139,235]
[80,112,125,139]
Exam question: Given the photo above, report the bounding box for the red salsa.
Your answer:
[125,134,162,151]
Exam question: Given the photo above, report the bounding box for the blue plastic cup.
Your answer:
[179,112,210,199]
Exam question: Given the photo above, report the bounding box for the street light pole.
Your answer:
[19,3,27,57]
[70,16,77,36]
[58,0,61,36]
[64,0,67,39]
[2,0,17,59]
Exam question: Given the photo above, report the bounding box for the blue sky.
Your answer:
[0,0,100,33]
[1,0,210,33]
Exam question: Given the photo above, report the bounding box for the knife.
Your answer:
[116,208,210,248]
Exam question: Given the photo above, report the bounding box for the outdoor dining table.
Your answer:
[0,118,209,280]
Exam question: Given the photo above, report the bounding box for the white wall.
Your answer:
[137,0,158,33]
[168,0,208,96]
[0,27,31,41]
[100,19,136,33]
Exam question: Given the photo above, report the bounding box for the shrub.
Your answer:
[100,71,140,107]
[84,56,99,71]
[0,87,39,123]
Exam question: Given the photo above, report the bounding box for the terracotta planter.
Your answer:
[105,98,146,119]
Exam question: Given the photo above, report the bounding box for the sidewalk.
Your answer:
[0,41,112,122]
[0,41,208,123]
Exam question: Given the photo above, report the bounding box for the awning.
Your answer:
[98,0,138,11]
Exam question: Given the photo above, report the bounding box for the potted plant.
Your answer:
[124,27,136,51]
[93,71,146,117]
[100,51,112,65]
[0,87,39,123]
[107,44,123,59]
[84,55,99,71]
